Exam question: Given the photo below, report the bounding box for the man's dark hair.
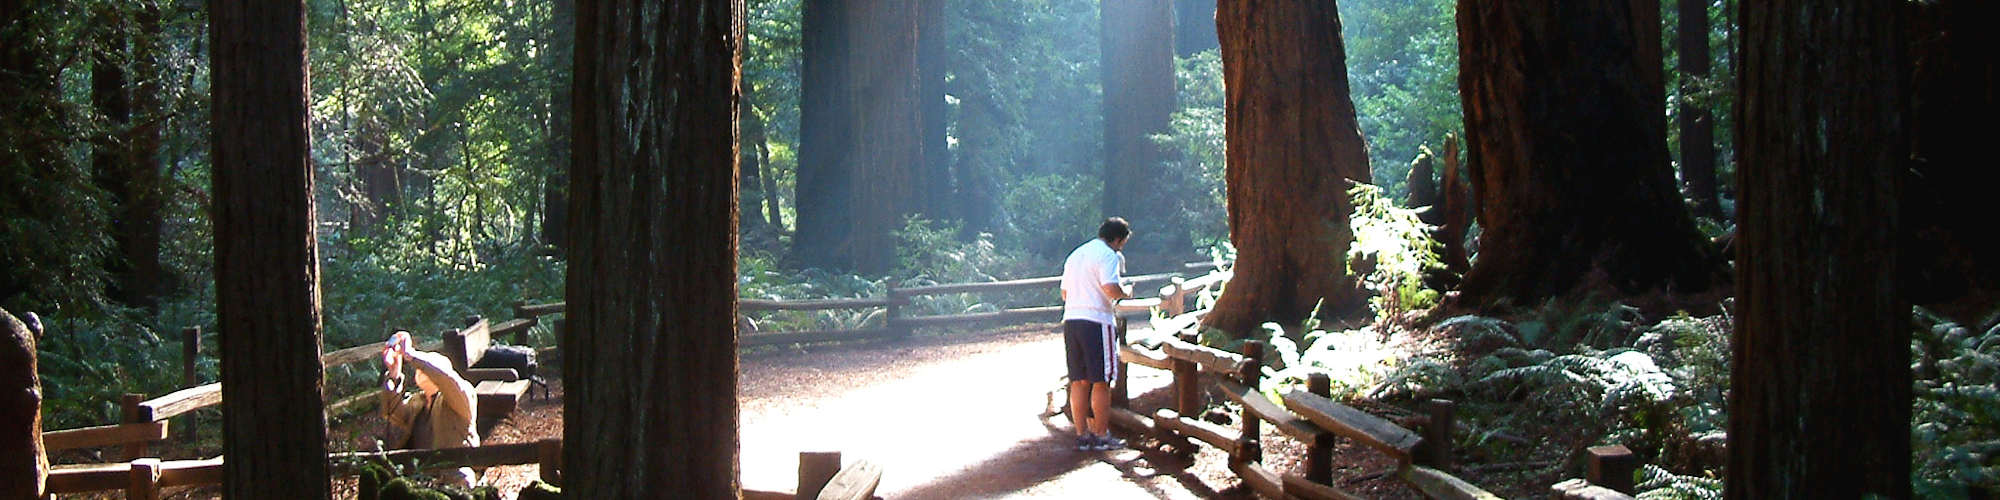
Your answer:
[1098,217,1131,242]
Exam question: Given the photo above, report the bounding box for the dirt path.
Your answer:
[475,325,1231,499]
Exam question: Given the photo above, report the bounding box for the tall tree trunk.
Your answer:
[1203,0,1372,336]
[566,0,742,497]
[1902,0,2000,323]
[1435,135,1471,278]
[1102,0,1184,258]
[794,0,856,269]
[740,99,772,242]
[1,308,45,499]
[1175,0,1219,57]
[209,0,330,497]
[542,0,574,255]
[92,10,163,308]
[126,3,165,301]
[918,0,951,222]
[845,0,923,275]
[951,91,1003,237]
[1729,0,1911,497]
[1453,0,1721,312]
[1677,0,1721,220]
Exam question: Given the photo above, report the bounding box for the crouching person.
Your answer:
[379,331,480,486]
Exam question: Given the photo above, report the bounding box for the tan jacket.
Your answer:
[381,350,478,449]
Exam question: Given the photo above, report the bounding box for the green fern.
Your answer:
[1635,464,1722,500]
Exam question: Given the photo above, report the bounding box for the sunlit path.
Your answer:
[738,327,1201,498]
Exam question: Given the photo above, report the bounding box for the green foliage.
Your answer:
[1913,310,2000,493]
[1346,182,1443,323]
[998,173,1103,258]
[1150,49,1229,247]
[1340,0,1463,201]
[1636,464,1723,500]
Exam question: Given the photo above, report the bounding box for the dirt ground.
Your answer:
[109,324,1442,499]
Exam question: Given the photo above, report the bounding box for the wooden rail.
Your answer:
[1100,293,1501,498]
[46,440,564,496]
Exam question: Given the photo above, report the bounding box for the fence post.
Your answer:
[1587,444,1638,494]
[1416,399,1457,470]
[887,289,911,339]
[538,439,563,484]
[1114,317,1130,408]
[127,457,161,500]
[180,327,199,442]
[797,451,842,500]
[121,393,147,460]
[1236,340,1264,463]
[511,300,533,346]
[1306,373,1334,484]
[1171,357,1199,418]
[1162,278,1186,317]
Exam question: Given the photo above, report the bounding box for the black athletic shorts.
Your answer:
[1064,319,1119,383]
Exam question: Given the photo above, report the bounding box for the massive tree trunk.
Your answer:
[1903,0,2000,323]
[918,0,951,222]
[1728,0,1911,497]
[566,0,742,497]
[1175,0,1219,56]
[794,0,922,274]
[793,0,856,269]
[950,90,1003,237]
[541,0,574,255]
[208,0,331,497]
[846,1,923,275]
[1676,0,1721,220]
[1203,0,1372,336]
[1,308,45,500]
[1453,0,1722,312]
[1102,0,1185,258]
[92,10,164,308]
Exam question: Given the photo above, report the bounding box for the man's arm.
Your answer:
[1099,282,1131,301]
[402,350,478,420]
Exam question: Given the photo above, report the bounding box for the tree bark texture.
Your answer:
[566,0,743,497]
[542,0,574,255]
[793,0,855,269]
[1102,0,1184,256]
[1453,0,1721,312]
[1676,0,1721,220]
[208,0,331,497]
[1903,0,2000,320]
[1174,0,1218,57]
[1729,0,1911,497]
[1,308,45,500]
[1435,136,1471,278]
[1203,0,1372,336]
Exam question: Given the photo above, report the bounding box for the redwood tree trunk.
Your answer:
[846,1,922,275]
[93,12,163,308]
[793,0,856,269]
[566,0,743,496]
[1729,0,1911,497]
[1203,0,1371,336]
[208,0,331,497]
[1175,0,1219,56]
[1102,0,1184,257]
[1,308,45,499]
[1677,0,1721,220]
[542,0,573,255]
[1453,0,1721,311]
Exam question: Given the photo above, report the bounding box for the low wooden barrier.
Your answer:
[1548,445,1640,500]
[45,439,564,496]
[514,270,1186,348]
[1110,330,1500,499]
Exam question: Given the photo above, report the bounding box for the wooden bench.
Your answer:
[441,316,533,421]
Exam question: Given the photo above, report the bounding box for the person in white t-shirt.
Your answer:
[1059,217,1133,451]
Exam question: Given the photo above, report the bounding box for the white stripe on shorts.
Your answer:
[1101,322,1118,382]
